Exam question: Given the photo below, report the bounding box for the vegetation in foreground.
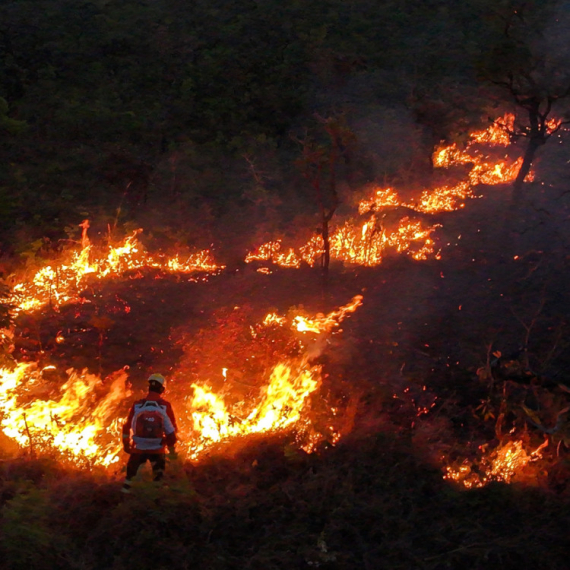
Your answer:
[1,430,569,570]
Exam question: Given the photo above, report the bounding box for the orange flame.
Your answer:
[187,360,321,458]
[246,113,534,270]
[444,439,549,488]
[0,364,131,467]
[0,297,363,465]
[0,112,555,474]
[9,229,223,314]
[178,296,363,459]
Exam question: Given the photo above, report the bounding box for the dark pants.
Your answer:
[125,452,166,484]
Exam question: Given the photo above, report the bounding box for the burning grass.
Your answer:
[8,226,223,314]
[0,285,363,468]
[0,113,568,493]
[245,114,531,270]
[444,439,550,489]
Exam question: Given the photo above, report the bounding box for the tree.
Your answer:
[477,0,570,201]
[295,115,355,287]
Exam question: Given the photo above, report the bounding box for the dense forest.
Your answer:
[1,0,570,568]
[1,0,558,254]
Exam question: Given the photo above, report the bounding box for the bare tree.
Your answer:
[479,1,570,201]
[295,115,355,287]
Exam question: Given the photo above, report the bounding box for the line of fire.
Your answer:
[0,114,568,491]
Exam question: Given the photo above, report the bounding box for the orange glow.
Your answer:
[187,360,321,458]
[0,297,362,466]
[470,114,514,146]
[0,113,557,478]
[0,364,131,467]
[9,229,223,314]
[174,296,362,459]
[444,439,549,488]
[246,113,533,270]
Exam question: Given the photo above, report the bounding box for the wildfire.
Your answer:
[9,228,223,314]
[245,240,302,268]
[0,112,555,482]
[177,296,363,459]
[469,114,514,145]
[292,295,363,334]
[246,113,529,269]
[187,360,321,458]
[0,297,362,466]
[444,439,549,489]
[0,364,130,467]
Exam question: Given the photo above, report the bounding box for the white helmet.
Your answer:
[148,373,166,386]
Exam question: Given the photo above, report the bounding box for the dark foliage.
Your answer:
[0,0,522,252]
[1,433,570,570]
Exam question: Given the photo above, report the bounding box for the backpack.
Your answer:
[134,401,164,439]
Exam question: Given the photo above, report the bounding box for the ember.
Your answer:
[444,439,549,489]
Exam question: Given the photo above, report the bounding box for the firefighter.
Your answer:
[121,373,178,493]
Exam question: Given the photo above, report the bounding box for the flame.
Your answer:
[263,312,288,327]
[469,114,514,145]
[246,113,534,270]
[245,240,302,268]
[546,117,562,132]
[187,359,321,458]
[444,439,549,488]
[0,297,362,465]
[358,187,401,214]
[178,296,363,459]
[292,295,363,333]
[0,113,556,475]
[9,229,223,314]
[0,364,130,467]
[248,218,440,269]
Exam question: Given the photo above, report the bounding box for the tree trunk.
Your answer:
[513,136,542,203]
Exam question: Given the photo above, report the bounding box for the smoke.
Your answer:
[350,105,431,188]
[305,334,330,362]
[530,1,570,97]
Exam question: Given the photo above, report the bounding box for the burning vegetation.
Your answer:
[0,114,568,497]
[245,114,533,269]
[0,221,363,467]
[3,1,570,566]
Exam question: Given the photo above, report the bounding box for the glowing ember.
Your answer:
[444,439,549,488]
[245,240,302,268]
[469,114,514,146]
